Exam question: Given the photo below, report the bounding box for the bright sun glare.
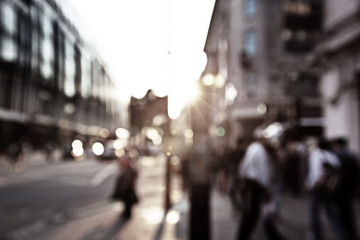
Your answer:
[68,0,215,119]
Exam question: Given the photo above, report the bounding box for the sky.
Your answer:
[66,0,216,119]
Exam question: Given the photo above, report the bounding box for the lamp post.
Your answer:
[188,74,216,240]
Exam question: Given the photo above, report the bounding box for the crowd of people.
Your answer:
[217,133,360,240]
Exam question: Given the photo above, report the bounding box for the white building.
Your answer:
[315,0,360,154]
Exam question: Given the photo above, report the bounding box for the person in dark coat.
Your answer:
[331,137,360,240]
[305,138,343,240]
[228,138,247,214]
[111,147,139,219]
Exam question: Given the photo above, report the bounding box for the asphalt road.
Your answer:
[0,154,184,240]
[0,159,118,240]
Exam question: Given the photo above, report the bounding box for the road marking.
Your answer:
[89,164,117,187]
[71,201,122,219]
[8,220,47,240]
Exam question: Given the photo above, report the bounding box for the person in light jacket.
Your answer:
[236,133,286,240]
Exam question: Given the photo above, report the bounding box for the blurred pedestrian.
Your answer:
[111,147,139,219]
[180,154,191,191]
[305,138,343,240]
[7,140,24,168]
[236,132,286,240]
[228,138,248,215]
[282,139,307,197]
[44,141,56,162]
[331,137,360,240]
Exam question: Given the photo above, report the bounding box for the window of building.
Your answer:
[99,68,107,103]
[244,0,256,18]
[1,3,16,35]
[282,1,321,53]
[104,74,112,114]
[244,29,257,57]
[283,1,311,16]
[31,7,40,72]
[40,14,54,81]
[91,60,101,99]
[64,40,75,97]
[74,45,81,94]
[18,13,30,67]
[282,28,316,52]
[53,23,66,92]
[0,3,17,62]
[81,53,91,98]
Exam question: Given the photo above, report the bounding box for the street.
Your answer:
[2,153,360,240]
[211,186,360,240]
[0,158,117,240]
[0,154,185,240]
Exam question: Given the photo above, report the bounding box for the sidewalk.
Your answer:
[41,188,237,240]
[41,193,189,240]
[36,185,360,240]
[209,189,360,240]
[197,188,360,240]
[211,189,238,240]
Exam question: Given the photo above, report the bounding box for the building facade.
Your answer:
[203,0,323,147]
[0,0,129,151]
[315,0,360,153]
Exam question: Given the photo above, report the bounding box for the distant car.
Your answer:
[99,145,117,160]
[95,140,121,161]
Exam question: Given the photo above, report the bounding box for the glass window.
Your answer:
[104,76,112,114]
[1,37,17,61]
[1,3,16,35]
[43,17,52,37]
[64,40,75,97]
[40,15,54,80]
[0,3,17,62]
[244,0,256,18]
[18,14,30,67]
[81,54,91,98]
[244,30,256,57]
[99,69,107,103]
[74,46,81,94]
[55,28,66,91]
[91,60,101,98]
[41,40,53,78]
[31,7,40,71]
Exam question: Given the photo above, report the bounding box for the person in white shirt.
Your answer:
[236,136,286,240]
[305,147,340,190]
